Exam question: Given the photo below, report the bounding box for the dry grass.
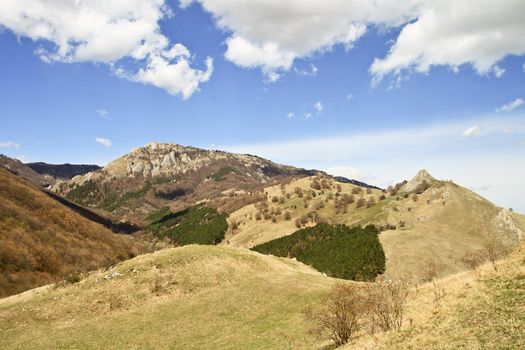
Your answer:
[0,245,336,350]
[0,168,147,297]
[343,241,525,349]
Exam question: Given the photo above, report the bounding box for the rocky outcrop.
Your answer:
[402,169,436,192]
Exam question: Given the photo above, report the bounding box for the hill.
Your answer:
[0,154,50,187]
[50,142,321,223]
[26,162,101,181]
[0,168,146,297]
[224,171,524,280]
[0,245,334,349]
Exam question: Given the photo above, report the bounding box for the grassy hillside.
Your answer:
[225,174,522,281]
[0,245,334,350]
[252,224,385,281]
[343,241,525,349]
[0,168,146,297]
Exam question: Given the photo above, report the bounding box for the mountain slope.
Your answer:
[0,154,50,187]
[51,142,320,222]
[0,245,333,350]
[0,168,146,297]
[26,162,101,181]
[224,171,523,280]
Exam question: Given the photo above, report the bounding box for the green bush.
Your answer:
[252,223,385,281]
[66,180,102,205]
[146,204,228,245]
[211,166,237,181]
[98,182,152,212]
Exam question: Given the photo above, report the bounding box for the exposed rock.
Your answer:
[494,209,524,241]
[403,169,437,192]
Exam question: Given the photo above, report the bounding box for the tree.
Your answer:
[483,240,504,271]
[305,283,365,346]
[283,211,291,220]
[356,198,366,208]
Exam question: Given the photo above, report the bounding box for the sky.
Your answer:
[0,0,524,212]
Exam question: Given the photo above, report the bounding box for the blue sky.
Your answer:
[0,0,524,211]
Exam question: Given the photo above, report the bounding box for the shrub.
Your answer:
[284,211,292,220]
[356,198,366,208]
[364,280,411,332]
[255,212,262,221]
[271,196,279,203]
[304,283,365,346]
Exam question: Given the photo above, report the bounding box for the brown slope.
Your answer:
[0,154,51,187]
[0,168,147,297]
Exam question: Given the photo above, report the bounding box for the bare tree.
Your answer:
[483,240,504,271]
[304,283,365,346]
[364,280,411,332]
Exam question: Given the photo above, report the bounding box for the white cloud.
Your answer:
[0,0,212,98]
[492,65,506,78]
[287,112,295,118]
[295,64,318,77]
[182,0,418,81]
[463,125,480,137]
[371,1,525,82]
[346,93,354,101]
[303,112,312,120]
[95,137,112,147]
[0,141,20,149]
[496,98,525,113]
[96,109,110,118]
[314,101,324,114]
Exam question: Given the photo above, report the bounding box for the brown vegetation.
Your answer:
[0,168,146,297]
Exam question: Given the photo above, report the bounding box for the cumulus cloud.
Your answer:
[371,1,525,82]
[303,112,312,120]
[181,0,525,83]
[181,0,419,81]
[95,137,112,147]
[463,125,481,137]
[0,0,212,98]
[314,101,324,114]
[287,112,295,118]
[496,98,525,113]
[0,141,20,149]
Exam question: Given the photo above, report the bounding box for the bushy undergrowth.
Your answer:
[98,182,152,212]
[0,169,144,297]
[65,180,102,205]
[252,223,385,281]
[211,166,237,181]
[146,204,228,245]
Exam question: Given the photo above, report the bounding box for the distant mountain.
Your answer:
[0,154,50,187]
[0,167,146,297]
[26,162,101,181]
[333,176,381,190]
[51,142,322,222]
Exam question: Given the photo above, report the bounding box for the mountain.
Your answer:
[0,167,147,297]
[224,171,524,280]
[50,142,322,222]
[0,154,50,187]
[26,162,101,181]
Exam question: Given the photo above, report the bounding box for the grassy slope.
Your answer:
[344,241,525,349]
[0,168,145,297]
[0,245,335,350]
[225,176,521,280]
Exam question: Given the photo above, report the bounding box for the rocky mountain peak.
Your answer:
[403,169,437,192]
